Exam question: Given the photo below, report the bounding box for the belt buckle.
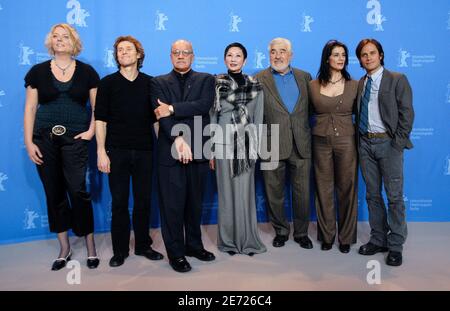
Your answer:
[51,125,66,136]
[367,132,387,139]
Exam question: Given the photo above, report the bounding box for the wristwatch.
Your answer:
[168,105,174,115]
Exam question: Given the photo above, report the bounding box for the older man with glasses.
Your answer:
[151,39,216,273]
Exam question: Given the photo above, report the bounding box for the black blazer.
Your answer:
[356,69,414,151]
[151,70,215,166]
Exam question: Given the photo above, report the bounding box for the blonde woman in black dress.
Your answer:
[24,23,99,270]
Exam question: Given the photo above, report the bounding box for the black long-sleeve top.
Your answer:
[95,71,155,150]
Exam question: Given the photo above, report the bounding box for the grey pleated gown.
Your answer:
[211,74,266,255]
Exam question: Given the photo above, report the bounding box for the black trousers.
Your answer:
[108,148,153,256]
[157,161,208,260]
[34,130,94,237]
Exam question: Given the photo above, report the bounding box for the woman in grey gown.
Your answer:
[210,42,266,256]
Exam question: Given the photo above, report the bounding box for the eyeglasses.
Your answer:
[171,49,193,56]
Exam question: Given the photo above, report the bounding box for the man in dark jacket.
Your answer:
[152,39,216,273]
[355,38,414,267]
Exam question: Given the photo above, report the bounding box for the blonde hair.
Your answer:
[45,23,82,56]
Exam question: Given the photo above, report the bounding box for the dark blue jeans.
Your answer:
[359,136,407,252]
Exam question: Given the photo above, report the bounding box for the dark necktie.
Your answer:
[359,76,372,134]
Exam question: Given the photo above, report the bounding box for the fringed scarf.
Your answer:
[214,73,262,177]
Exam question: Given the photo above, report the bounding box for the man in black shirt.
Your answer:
[152,39,215,273]
[95,36,164,267]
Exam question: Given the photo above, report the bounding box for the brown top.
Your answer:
[309,79,358,137]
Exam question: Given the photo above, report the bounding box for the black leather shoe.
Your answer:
[87,256,100,269]
[135,247,164,261]
[358,242,388,255]
[386,251,403,266]
[321,242,333,251]
[339,244,350,253]
[185,249,215,261]
[248,252,255,257]
[109,254,128,267]
[272,235,288,247]
[169,257,192,273]
[51,249,72,271]
[227,251,236,256]
[294,236,313,249]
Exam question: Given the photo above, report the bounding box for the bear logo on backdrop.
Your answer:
[0,172,7,191]
[300,13,314,32]
[254,50,267,69]
[18,43,34,66]
[66,0,89,27]
[0,90,5,108]
[398,49,411,68]
[23,208,39,230]
[367,0,387,31]
[229,12,242,32]
[396,49,435,68]
[155,10,168,31]
[103,48,115,68]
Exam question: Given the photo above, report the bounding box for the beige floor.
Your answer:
[0,222,449,291]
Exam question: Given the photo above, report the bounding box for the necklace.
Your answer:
[329,76,343,85]
[53,60,73,75]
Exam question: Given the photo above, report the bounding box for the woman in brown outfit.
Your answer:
[309,40,358,253]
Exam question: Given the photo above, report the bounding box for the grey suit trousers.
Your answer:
[359,136,407,252]
[262,147,311,238]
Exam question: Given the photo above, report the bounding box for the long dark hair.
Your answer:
[317,40,351,85]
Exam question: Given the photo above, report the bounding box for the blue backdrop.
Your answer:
[0,0,449,244]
